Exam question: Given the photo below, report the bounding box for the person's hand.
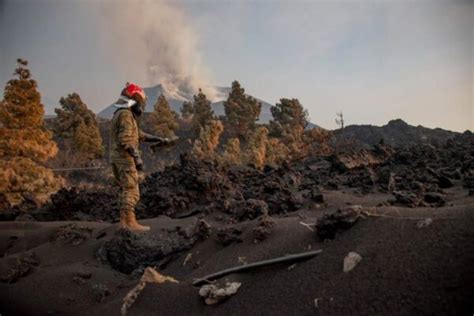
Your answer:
[162,135,179,145]
[143,133,166,143]
[124,145,140,158]
[147,135,162,142]
[168,135,179,144]
[150,136,179,151]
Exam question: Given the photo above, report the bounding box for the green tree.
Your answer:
[53,93,104,160]
[269,98,309,159]
[269,98,308,137]
[149,94,178,138]
[192,88,214,134]
[224,81,262,141]
[0,59,62,205]
[180,100,194,120]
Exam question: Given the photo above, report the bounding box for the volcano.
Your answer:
[97,84,274,123]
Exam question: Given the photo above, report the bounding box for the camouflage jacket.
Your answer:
[110,108,145,164]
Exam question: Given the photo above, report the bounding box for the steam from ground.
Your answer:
[98,0,217,100]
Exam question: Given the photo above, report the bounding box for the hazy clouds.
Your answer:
[0,0,472,131]
[96,0,217,100]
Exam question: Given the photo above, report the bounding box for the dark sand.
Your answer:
[1,187,473,316]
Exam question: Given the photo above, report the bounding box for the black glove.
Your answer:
[135,156,144,171]
[124,145,139,158]
[124,145,143,170]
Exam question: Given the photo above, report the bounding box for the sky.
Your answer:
[0,0,472,132]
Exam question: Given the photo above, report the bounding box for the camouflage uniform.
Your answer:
[110,95,176,232]
[110,108,145,214]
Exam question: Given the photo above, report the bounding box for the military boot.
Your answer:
[118,210,128,229]
[124,210,150,232]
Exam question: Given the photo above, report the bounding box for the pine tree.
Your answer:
[53,92,104,161]
[269,98,309,159]
[265,138,289,165]
[282,125,306,159]
[73,121,104,157]
[304,127,333,156]
[245,126,268,169]
[221,137,241,165]
[191,89,214,134]
[224,81,262,141]
[269,98,308,137]
[191,120,223,160]
[180,100,194,119]
[149,94,178,138]
[0,59,62,204]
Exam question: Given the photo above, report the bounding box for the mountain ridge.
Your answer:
[97,84,276,123]
[334,118,463,147]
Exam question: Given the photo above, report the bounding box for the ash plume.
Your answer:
[98,0,217,100]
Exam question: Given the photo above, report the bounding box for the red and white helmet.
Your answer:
[123,82,146,101]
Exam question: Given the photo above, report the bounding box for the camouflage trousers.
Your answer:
[112,162,139,211]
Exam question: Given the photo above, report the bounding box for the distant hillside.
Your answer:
[336,119,459,147]
[97,84,276,124]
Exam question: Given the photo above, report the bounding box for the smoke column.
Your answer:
[98,0,217,100]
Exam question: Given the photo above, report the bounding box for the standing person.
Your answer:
[110,83,176,232]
